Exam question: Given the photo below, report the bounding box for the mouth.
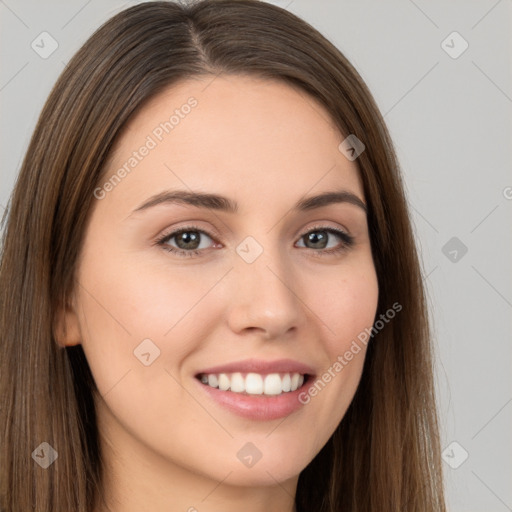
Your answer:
[193,358,316,420]
[195,371,313,396]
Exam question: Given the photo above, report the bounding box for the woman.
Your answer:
[0,1,446,511]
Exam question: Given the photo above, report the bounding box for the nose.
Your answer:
[226,243,306,340]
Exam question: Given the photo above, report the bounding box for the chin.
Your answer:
[215,464,302,487]
[204,447,313,487]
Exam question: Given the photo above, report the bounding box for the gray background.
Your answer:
[1,1,511,510]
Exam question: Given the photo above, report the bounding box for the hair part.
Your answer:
[0,1,446,510]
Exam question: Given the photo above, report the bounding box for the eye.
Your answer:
[156,225,216,257]
[155,224,354,258]
[295,226,354,256]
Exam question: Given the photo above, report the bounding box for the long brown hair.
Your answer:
[0,1,446,510]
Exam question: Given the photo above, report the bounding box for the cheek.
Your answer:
[75,247,233,394]
[298,264,378,437]
[317,264,379,353]
[77,243,211,341]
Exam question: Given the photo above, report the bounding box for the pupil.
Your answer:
[308,231,327,249]
[174,230,329,251]
[178,231,199,249]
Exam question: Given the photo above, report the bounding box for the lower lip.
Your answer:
[195,377,312,421]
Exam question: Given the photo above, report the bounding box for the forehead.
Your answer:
[102,74,363,212]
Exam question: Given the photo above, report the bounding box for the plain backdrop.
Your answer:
[1,1,511,510]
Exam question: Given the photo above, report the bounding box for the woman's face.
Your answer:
[61,75,378,493]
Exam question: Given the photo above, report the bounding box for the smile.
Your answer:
[197,372,307,396]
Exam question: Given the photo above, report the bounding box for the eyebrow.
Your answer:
[130,189,367,216]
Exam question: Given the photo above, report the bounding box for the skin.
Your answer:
[56,74,379,512]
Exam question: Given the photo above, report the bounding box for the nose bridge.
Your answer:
[228,234,304,337]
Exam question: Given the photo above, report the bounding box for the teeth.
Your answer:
[246,373,263,394]
[263,374,282,395]
[230,372,245,393]
[218,373,230,391]
[199,372,306,395]
[281,373,292,392]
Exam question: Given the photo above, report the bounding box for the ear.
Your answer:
[53,295,82,348]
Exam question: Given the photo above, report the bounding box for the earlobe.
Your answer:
[53,297,82,348]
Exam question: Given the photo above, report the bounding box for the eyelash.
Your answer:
[156,225,354,258]
[155,224,355,259]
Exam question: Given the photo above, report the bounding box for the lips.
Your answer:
[195,358,315,376]
[194,358,316,420]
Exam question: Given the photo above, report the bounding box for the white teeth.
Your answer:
[291,373,300,391]
[208,374,218,388]
[199,372,307,395]
[282,373,291,392]
[230,372,245,393]
[263,374,282,395]
[245,373,263,394]
[218,373,230,391]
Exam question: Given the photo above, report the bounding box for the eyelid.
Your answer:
[296,223,355,253]
[155,221,354,258]
[156,221,350,243]
[300,222,351,238]
[155,222,221,244]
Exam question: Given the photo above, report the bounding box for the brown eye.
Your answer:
[156,226,217,257]
[170,230,203,250]
[296,227,354,255]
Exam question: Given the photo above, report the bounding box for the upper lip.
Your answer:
[196,358,315,376]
